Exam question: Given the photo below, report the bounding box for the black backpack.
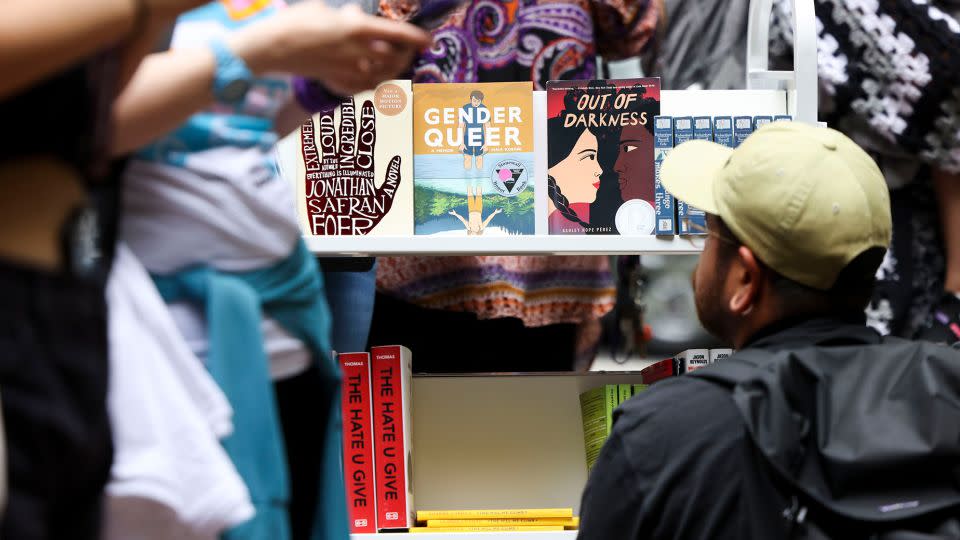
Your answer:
[689,337,960,539]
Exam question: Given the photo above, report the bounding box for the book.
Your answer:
[287,80,414,236]
[413,82,535,236]
[641,358,675,385]
[710,348,734,363]
[676,349,710,374]
[371,345,415,530]
[713,116,734,148]
[546,78,661,235]
[410,526,565,533]
[753,115,774,131]
[425,517,579,528]
[671,117,694,234]
[339,352,377,533]
[774,115,793,122]
[579,385,619,471]
[653,115,675,235]
[677,117,711,236]
[733,116,753,147]
[416,508,574,521]
[632,383,649,395]
[618,383,633,404]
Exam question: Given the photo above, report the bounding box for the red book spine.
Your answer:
[641,358,675,385]
[339,353,377,533]
[371,345,414,529]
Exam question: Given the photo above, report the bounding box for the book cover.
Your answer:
[677,117,711,236]
[579,385,618,471]
[339,352,377,533]
[641,358,675,385]
[546,78,661,235]
[753,115,774,131]
[290,80,413,236]
[618,383,633,404]
[710,348,734,363]
[416,509,574,521]
[774,115,793,122]
[412,82,535,236]
[409,526,565,533]
[676,349,710,374]
[733,116,753,147]
[425,518,579,528]
[653,115,675,235]
[713,116,734,148]
[371,345,415,530]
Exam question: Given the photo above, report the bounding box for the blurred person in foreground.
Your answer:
[578,122,960,540]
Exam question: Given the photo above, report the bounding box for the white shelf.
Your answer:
[305,234,703,256]
[352,532,577,540]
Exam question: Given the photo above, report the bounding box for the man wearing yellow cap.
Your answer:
[577,122,960,539]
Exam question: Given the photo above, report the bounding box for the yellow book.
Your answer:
[426,517,579,528]
[416,508,574,521]
[410,526,564,533]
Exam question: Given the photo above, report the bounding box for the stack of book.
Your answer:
[409,508,579,533]
[579,384,647,471]
[339,345,416,533]
[640,348,734,385]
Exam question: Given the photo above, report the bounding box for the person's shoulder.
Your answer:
[615,376,745,451]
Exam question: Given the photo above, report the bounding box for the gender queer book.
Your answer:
[413,82,535,236]
[371,345,415,530]
[284,80,413,236]
[546,78,661,235]
[339,352,377,533]
[653,116,675,235]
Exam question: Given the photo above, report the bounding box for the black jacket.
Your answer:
[577,318,960,540]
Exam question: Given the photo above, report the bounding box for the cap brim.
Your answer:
[660,140,732,216]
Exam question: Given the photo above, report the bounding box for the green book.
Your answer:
[579,385,620,471]
[618,384,633,405]
[632,384,649,395]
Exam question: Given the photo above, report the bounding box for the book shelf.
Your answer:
[343,0,816,535]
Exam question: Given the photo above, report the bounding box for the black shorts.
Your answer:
[0,261,113,539]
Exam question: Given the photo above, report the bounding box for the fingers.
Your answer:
[358,100,377,171]
[339,96,357,164]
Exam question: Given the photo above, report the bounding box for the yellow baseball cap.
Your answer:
[661,121,892,290]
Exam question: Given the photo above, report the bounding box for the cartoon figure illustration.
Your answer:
[449,185,502,235]
[547,116,602,233]
[458,90,488,170]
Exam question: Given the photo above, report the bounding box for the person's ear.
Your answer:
[729,246,763,316]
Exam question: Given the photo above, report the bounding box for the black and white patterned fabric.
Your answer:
[770,0,960,173]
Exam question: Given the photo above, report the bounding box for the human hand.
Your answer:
[144,0,210,21]
[459,144,466,153]
[300,97,402,235]
[492,208,502,216]
[234,2,430,96]
[480,145,487,154]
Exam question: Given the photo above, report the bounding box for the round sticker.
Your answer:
[615,199,656,235]
[491,159,529,197]
[374,83,407,116]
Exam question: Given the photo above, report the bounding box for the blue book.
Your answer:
[677,117,712,236]
[733,116,753,147]
[693,116,712,141]
[653,116,675,235]
[774,114,793,122]
[671,117,694,234]
[713,116,734,148]
[753,115,773,131]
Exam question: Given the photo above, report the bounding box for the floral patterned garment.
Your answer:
[376,0,660,328]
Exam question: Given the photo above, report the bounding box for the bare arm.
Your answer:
[481,208,501,229]
[0,0,140,99]
[111,1,429,155]
[449,210,469,228]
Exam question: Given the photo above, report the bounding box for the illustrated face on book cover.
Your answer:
[614,122,655,202]
[548,122,602,230]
